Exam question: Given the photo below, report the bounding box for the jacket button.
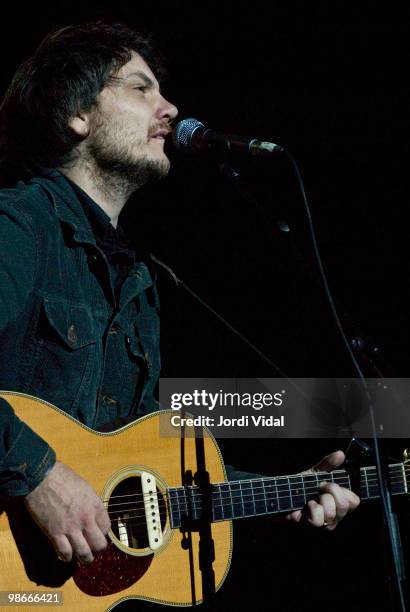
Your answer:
[102,395,117,406]
[88,254,98,267]
[109,323,120,335]
[67,324,77,347]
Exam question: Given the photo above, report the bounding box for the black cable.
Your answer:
[150,253,288,377]
[285,149,407,611]
[154,146,406,608]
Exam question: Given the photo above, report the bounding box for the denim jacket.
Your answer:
[0,171,160,496]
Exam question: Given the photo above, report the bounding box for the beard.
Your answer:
[86,110,170,193]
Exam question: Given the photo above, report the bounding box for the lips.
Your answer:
[150,128,171,139]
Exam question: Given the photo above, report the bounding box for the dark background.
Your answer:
[2,2,410,610]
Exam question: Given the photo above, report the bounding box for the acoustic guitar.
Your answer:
[0,392,408,611]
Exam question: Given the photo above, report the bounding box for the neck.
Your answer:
[60,161,134,228]
[167,462,409,528]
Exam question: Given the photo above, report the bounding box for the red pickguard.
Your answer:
[73,541,153,597]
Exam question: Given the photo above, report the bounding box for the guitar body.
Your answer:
[0,392,232,611]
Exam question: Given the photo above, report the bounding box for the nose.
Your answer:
[157,94,178,122]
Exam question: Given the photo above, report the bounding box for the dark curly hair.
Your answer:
[0,21,165,186]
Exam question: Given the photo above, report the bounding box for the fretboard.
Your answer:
[167,463,408,529]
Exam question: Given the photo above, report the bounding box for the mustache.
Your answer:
[148,122,173,138]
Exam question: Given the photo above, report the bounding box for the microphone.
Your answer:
[172,118,285,157]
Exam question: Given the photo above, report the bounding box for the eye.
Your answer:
[133,85,149,93]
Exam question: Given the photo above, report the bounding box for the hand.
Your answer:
[25,461,110,563]
[286,450,360,531]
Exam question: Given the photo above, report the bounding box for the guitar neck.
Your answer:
[168,463,408,528]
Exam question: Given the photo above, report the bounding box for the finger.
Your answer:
[96,506,111,535]
[83,523,109,554]
[67,530,94,564]
[318,491,337,525]
[53,534,73,562]
[306,500,324,528]
[313,450,345,472]
[321,482,360,521]
[286,509,302,523]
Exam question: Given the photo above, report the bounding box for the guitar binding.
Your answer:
[103,466,171,556]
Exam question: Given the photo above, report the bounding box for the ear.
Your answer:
[69,112,90,138]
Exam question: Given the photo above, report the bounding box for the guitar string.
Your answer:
[103,466,409,527]
[102,467,406,507]
[103,473,406,514]
[104,476,398,513]
[107,481,406,530]
[101,470,369,502]
[104,477,405,523]
[103,470,354,501]
[106,475,407,527]
[103,465,407,504]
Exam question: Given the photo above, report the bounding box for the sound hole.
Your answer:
[107,475,167,551]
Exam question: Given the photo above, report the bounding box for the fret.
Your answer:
[240,481,250,516]
[251,479,268,515]
[167,487,189,529]
[228,481,235,515]
[263,479,279,514]
[219,483,234,519]
[275,476,291,512]
[187,486,199,521]
[302,474,320,504]
[218,484,225,520]
[316,471,328,488]
[261,479,268,514]
[168,461,408,530]
[362,467,370,500]
[365,467,380,498]
[365,467,378,498]
[249,480,255,515]
[372,468,382,497]
[402,463,408,495]
[167,488,179,529]
[240,481,256,517]
[331,469,350,489]
[290,475,305,509]
[229,482,245,518]
[286,476,291,509]
[211,485,223,521]
[273,477,279,512]
[390,463,406,496]
[301,473,306,504]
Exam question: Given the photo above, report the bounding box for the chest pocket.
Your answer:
[28,299,99,413]
[41,300,96,349]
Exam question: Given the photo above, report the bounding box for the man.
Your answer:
[0,21,359,569]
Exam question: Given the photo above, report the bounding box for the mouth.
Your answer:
[149,128,172,141]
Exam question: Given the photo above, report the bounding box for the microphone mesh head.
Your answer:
[172,118,204,151]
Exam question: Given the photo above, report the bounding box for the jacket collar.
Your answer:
[29,170,98,246]
[28,170,154,303]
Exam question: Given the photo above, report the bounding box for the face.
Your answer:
[84,52,178,188]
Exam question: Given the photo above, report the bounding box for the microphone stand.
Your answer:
[217,157,408,611]
[152,244,407,610]
[153,153,407,609]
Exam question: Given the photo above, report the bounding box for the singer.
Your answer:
[0,19,358,599]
